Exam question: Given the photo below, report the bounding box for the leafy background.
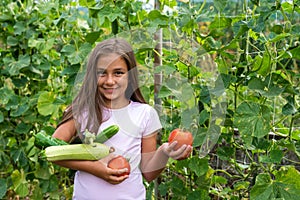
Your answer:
[0,0,299,199]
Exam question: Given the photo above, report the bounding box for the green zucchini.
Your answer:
[34,130,68,149]
[94,125,119,143]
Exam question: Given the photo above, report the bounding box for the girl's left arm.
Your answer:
[140,132,192,182]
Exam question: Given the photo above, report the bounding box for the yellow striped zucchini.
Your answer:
[45,143,114,161]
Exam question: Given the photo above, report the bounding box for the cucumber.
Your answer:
[34,130,68,149]
[95,125,119,143]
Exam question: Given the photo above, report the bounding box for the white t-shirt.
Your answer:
[73,101,162,200]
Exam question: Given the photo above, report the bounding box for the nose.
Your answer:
[104,74,115,85]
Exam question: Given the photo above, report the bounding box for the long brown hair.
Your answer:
[58,38,146,134]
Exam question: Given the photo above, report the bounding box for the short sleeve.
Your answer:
[143,106,162,137]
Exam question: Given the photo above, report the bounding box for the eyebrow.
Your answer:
[97,67,126,71]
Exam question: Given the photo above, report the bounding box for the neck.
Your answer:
[104,99,130,109]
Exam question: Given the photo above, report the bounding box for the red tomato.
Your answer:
[168,128,193,150]
[107,155,131,176]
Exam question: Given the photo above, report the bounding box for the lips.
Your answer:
[103,87,117,94]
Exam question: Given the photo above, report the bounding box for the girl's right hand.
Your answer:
[96,154,129,185]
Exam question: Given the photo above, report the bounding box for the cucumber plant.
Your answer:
[0,0,299,199]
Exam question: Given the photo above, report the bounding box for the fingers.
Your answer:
[97,155,130,185]
[165,142,193,160]
[163,141,177,156]
[106,168,129,185]
[175,145,193,160]
[112,168,129,176]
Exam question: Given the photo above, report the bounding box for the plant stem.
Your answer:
[214,169,233,178]
[197,0,206,14]
[288,113,295,141]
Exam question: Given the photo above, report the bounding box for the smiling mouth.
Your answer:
[104,88,117,93]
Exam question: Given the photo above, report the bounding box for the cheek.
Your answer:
[119,75,129,85]
[97,77,104,88]
[97,78,100,86]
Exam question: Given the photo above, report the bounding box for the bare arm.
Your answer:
[51,120,128,185]
[140,132,192,182]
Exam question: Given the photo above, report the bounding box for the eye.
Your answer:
[97,70,106,77]
[114,71,125,76]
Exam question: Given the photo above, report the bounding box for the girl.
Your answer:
[52,38,192,199]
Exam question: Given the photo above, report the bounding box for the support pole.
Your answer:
[153,1,163,199]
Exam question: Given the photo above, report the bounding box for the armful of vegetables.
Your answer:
[34,125,119,161]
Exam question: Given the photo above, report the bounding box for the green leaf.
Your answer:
[61,44,75,54]
[13,21,26,35]
[211,175,228,184]
[11,169,25,189]
[15,122,32,134]
[0,13,13,22]
[250,182,275,200]
[213,0,228,12]
[15,183,29,197]
[251,167,300,200]
[268,33,291,42]
[199,110,209,125]
[148,10,169,26]
[210,74,226,96]
[0,179,7,199]
[252,137,271,150]
[181,83,195,102]
[158,85,172,98]
[234,102,271,139]
[158,183,169,196]
[37,91,60,116]
[292,130,300,141]
[30,182,43,200]
[209,16,232,29]
[193,127,208,148]
[188,157,209,177]
[276,166,300,191]
[154,65,176,75]
[34,162,52,180]
[248,77,265,91]
[290,46,300,60]
[66,43,92,65]
[181,107,199,129]
[7,36,19,46]
[271,24,284,34]
[85,31,101,44]
[5,55,31,76]
[47,175,59,192]
[11,76,29,87]
[217,146,234,161]
[10,147,27,166]
[282,98,297,116]
[187,189,210,200]
[10,100,29,117]
[42,38,55,53]
[252,53,271,76]
[199,125,221,156]
[269,149,284,163]
[260,149,283,163]
[79,0,96,7]
[233,181,250,191]
[0,111,4,123]
[248,75,286,97]
[251,0,259,6]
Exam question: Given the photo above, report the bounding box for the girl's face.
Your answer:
[97,53,129,108]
